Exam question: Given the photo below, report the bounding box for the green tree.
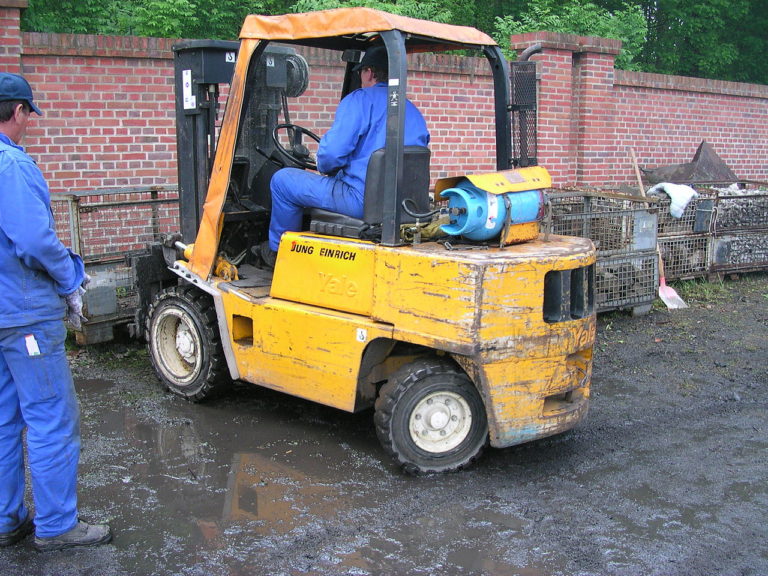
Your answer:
[729,0,768,83]
[290,0,454,22]
[22,0,123,34]
[129,0,199,38]
[128,0,265,39]
[19,0,768,84]
[22,0,264,40]
[637,0,755,82]
[494,0,647,70]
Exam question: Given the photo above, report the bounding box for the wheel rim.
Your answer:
[409,390,473,453]
[153,306,203,386]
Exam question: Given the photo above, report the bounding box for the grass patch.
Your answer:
[673,277,729,303]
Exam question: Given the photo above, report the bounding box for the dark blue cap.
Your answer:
[353,45,389,72]
[0,73,43,115]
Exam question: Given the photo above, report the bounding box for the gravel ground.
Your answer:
[0,273,766,576]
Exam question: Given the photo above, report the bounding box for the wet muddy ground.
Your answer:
[1,274,766,576]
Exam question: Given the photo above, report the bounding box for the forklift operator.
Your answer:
[260,45,430,267]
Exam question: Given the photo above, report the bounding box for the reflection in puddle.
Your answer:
[223,453,338,534]
[73,378,568,575]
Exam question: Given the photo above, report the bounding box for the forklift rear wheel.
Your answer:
[374,358,489,474]
[146,285,228,401]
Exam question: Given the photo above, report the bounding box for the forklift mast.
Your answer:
[172,40,309,242]
[173,40,239,242]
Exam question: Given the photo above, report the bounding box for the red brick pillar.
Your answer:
[0,1,26,71]
[510,32,621,187]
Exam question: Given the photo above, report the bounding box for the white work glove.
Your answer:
[65,286,88,330]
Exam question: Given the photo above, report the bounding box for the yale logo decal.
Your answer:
[319,273,358,298]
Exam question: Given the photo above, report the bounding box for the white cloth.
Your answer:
[647,182,698,218]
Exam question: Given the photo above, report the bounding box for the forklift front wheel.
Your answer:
[146,285,228,401]
[374,358,489,475]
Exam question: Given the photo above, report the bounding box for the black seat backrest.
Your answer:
[308,145,431,238]
[362,146,431,224]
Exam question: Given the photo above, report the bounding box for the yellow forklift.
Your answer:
[135,8,596,474]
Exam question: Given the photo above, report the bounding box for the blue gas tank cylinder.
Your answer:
[439,179,543,241]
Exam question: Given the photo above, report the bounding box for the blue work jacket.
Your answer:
[317,82,430,194]
[0,133,85,329]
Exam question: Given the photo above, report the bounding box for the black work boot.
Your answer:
[0,515,34,547]
[33,520,112,552]
[258,240,278,270]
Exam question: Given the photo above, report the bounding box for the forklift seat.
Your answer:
[310,146,431,239]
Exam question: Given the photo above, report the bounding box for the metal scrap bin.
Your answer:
[710,186,768,276]
[545,190,658,314]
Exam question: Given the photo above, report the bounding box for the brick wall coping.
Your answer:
[510,31,621,55]
[22,32,179,60]
[20,33,492,77]
[0,1,27,8]
[616,69,768,99]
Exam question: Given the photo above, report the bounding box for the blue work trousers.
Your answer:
[269,168,363,251]
[0,319,80,538]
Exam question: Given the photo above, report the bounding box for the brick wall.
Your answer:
[20,31,178,190]
[511,31,768,186]
[3,2,767,258]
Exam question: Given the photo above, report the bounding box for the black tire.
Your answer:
[146,285,229,401]
[374,358,489,474]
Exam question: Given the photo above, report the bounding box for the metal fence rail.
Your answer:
[51,186,180,343]
[51,186,180,264]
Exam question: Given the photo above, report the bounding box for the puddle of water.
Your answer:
[16,373,765,576]
[60,377,575,575]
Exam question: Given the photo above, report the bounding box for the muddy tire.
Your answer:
[146,285,229,401]
[374,358,489,474]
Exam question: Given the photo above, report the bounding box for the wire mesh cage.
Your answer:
[711,229,768,274]
[711,191,768,232]
[51,188,180,344]
[653,192,716,237]
[594,250,657,313]
[51,187,180,262]
[546,191,657,256]
[658,235,710,280]
[544,191,658,313]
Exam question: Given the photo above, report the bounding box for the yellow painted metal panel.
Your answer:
[371,245,481,352]
[435,166,552,196]
[476,347,592,448]
[221,290,393,412]
[270,233,376,316]
[475,235,596,348]
[501,221,540,245]
[370,235,594,355]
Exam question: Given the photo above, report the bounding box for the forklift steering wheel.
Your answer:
[272,123,321,170]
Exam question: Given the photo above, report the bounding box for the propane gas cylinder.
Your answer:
[439,179,543,241]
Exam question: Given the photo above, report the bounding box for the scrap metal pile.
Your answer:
[545,141,768,314]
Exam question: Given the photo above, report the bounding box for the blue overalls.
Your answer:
[268,82,430,250]
[0,133,85,538]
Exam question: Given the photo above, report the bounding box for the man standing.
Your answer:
[261,45,430,267]
[0,72,112,551]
